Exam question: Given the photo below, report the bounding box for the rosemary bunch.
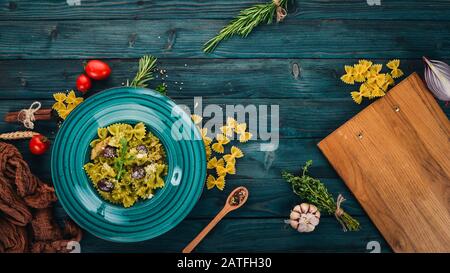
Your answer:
[203,0,288,53]
[128,55,157,88]
[282,160,360,231]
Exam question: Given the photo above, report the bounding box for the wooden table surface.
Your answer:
[1,0,449,253]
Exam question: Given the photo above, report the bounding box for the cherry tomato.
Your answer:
[85,60,111,80]
[76,74,92,93]
[29,134,50,155]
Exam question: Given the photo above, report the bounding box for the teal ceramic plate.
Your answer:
[51,87,206,242]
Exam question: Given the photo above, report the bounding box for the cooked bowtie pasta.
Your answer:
[84,122,167,208]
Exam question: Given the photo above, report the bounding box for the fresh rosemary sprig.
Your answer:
[128,55,157,88]
[203,0,288,53]
[282,160,361,232]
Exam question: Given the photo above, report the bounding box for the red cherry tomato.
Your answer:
[76,74,92,93]
[85,60,111,80]
[29,134,50,155]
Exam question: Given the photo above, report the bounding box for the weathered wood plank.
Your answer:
[47,176,365,218]
[1,0,449,21]
[6,135,340,179]
[7,137,370,217]
[0,134,412,217]
[0,58,435,100]
[76,218,389,253]
[1,19,450,59]
[1,99,448,139]
[5,135,369,217]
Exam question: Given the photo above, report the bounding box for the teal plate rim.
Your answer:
[51,87,206,243]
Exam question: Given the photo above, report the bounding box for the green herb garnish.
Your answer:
[203,0,288,53]
[115,138,128,180]
[155,83,167,95]
[128,55,157,88]
[282,160,360,232]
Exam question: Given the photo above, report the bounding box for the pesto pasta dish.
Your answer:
[84,122,168,208]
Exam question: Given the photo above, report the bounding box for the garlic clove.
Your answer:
[300,203,310,213]
[308,204,318,213]
[305,223,316,232]
[315,211,321,219]
[309,215,320,226]
[289,219,299,230]
[297,222,308,233]
[293,205,302,213]
[290,211,301,220]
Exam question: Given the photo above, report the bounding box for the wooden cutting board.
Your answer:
[318,73,450,253]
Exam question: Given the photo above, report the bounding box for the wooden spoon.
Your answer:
[182,186,249,253]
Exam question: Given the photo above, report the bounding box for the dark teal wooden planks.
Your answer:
[47,177,365,218]
[77,218,389,253]
[5,98,448,139]
[7,136,345,180]
[1,0,449,252]
[1,0,450,21]
[1,19,450,59]
[0,58,441,99]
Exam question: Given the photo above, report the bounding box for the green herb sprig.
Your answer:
[128,55,157,88]
[155,83,167,95]
[203,0,288,53]
[282,160,360,232]
[115,138,129,180]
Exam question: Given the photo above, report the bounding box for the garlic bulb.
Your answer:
[288,203,320,233]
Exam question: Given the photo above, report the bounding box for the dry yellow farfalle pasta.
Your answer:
[52,90,84,120]
[211,134,230,153]
[341,65,355,84]
[223,146,244,165]
[191,114,202,125]
[206,174,225,190]
[191,115,249,191]
[235,123,253,143]
[342,59,403,104]
[387,59,404,79]
[220,124,234,137]
[205,144,212,160]
[199,127,212,145]
[207,157,224,169]
[217,162,235,176]
[226,117,238,129]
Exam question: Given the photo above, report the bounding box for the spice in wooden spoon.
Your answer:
[182,186,249,253]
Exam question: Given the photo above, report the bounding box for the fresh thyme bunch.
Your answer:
[203,0,288,53]
[282,160,360,232]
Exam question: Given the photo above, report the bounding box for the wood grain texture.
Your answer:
[1,99,448,138]
[0,98,373,139]
[1,19,450,59]
[7,136,341,180]
[1,0,450,20]
[76,218,389,253]
[2,0,449,253]
[318,73,450,253]
[0,58,437,100]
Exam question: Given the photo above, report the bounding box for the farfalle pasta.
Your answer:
[52,90,84,120]
[341,59,404,104]
[83,122,168,208]
[193,115,248,191]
